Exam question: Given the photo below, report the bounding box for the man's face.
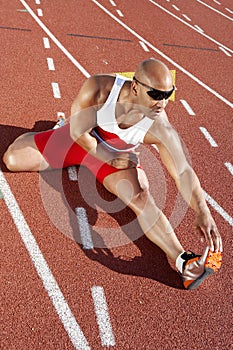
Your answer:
[133,77,173,119]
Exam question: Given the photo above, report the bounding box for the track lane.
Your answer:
[1,1,232,349]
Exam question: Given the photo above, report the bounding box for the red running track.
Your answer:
[0,0,232,349]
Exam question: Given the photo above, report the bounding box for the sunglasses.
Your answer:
[133,76,175,101]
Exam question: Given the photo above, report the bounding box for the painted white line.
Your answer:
[22,0,233,109]
[152,144,159,153]
[57,111,66,118]
[51,82,61,98]
[172,5,180,11]
[37,8,43,17]
[68,166,78,181]
[47,57,55,70]
[182,13,191,21]
[224,162,233,176]
[75,207,94,249]
[213,0,221,5]
[20,0,90,78]
[43,37,50,48]
[109,0,116,6]
[180,99,196,115]
[92,0,233,109]
[194,24,204,33]
[35,0,40,4]
[149,1,233,51]
[218,46,232,57]
[195,0,233,21]
[203,189,233,226]
[199,127,218,147]
[225,8,233,15]
[0,170,90,350]
[116,9,124,17]
[91,286,115,347]
[139,40,150,52]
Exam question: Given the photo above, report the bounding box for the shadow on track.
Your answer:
[0,122,183,290]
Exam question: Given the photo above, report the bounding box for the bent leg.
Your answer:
[3,132,50,172]
[103,167,184,262]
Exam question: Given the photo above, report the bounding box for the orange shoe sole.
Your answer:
[185,251,222,290]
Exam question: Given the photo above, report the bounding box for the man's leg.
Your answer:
[103,167,184,262]
[3,132,50,172]
[103,167,222,289]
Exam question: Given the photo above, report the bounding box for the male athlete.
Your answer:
[3,58,222,289]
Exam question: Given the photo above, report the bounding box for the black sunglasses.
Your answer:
[133,76,175,101]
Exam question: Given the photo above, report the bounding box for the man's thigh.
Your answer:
[103,167,149,203]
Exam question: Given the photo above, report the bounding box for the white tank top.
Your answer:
[95,75,154,152]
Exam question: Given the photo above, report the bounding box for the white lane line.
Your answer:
[37,8,43,17]
[225,8,233,15]
[47,57,55,70]
[91,286,115,347]
[218,46,232,57]
[213,0,221,5]
[199,127,218,147]
[139,40,150,52]
[92,0,233,109]
[224,162,233,176]
[149,1,233,51]
[203,189,233,226]
[172,5,180,11]
[0,170,90,350]
[180,99,196,115]
[109,0,117,6]
[195,0,233,21]
[43,37,50,48]
[35,0,40,4]
[75,207,94,249]
[194,24,204,33]
[152,144,159,153]
[51,82,61,98]
[116,9,124,17]
[68,166,78,181]
[20,0,90,79]
[182,13,192,21]
[22,0,233,109]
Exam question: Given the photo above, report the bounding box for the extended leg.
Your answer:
[103,167,184,262]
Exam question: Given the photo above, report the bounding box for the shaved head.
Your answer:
[135,58,173,90]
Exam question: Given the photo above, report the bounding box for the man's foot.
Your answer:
[181,247,222,290]
[53,115,67,129]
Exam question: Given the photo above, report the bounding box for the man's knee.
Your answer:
[3,147,19,171]
[3,148,15,171]
[129,189,156,215]
[3,138,47,172]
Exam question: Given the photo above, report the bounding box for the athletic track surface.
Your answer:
[1,1,232,349]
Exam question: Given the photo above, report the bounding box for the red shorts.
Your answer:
[34,124,122,184]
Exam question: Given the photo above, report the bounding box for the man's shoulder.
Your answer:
[87,74,117,104]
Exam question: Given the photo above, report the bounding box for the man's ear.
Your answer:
[132,81,138,96]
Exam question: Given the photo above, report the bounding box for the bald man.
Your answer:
[3,59,222,289]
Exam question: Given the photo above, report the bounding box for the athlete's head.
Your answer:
[132,58,174,116]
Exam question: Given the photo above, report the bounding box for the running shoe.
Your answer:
[53,115,67,129]
[181,247,222,290]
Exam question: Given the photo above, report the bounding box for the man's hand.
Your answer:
[193,211,223,253]
[107,152,139,169]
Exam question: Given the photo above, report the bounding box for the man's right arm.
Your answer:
[69,76,137,169]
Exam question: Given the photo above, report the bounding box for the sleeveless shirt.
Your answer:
[93,75,154,153]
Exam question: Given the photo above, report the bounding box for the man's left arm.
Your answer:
[147,119,222,252]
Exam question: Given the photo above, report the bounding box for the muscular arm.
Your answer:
[145,115,222,252]
[69,76,136,169]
